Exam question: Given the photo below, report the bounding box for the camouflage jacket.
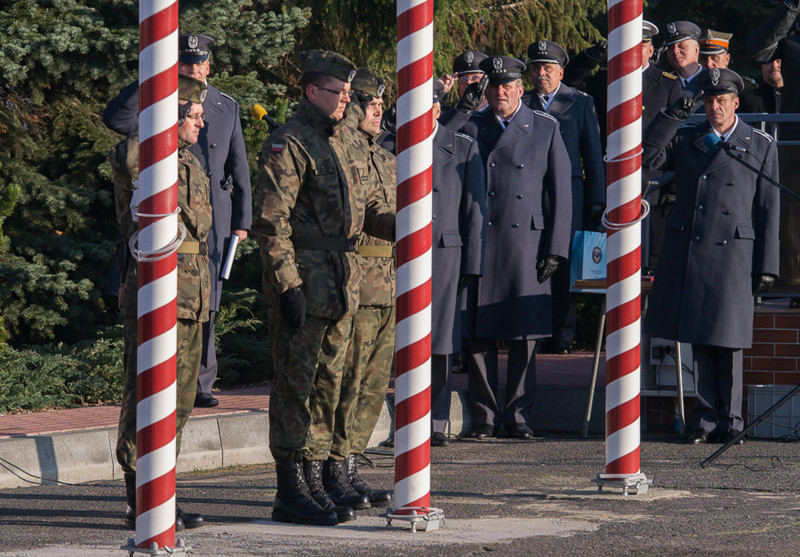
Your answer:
[342,107,397,307]
[252,97,395,320]
[109,136,212,322]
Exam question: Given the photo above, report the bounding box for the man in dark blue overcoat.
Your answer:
[643,68,780,444]
[460,55,572,440]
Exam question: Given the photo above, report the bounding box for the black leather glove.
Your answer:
[455,75,489,114]
[457,274,479,294]
[665,91,704,120]
[583,203,605,232]
[536,255,563,284]
[586,39,608,62]
[752,274,776,296]
[279,286,306,329]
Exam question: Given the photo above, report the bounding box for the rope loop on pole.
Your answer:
[601,199,650,231]
[128,221,187,262]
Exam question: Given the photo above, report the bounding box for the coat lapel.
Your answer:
[433,126,454,166]
[491,103,533,152]
[546,87,574,118]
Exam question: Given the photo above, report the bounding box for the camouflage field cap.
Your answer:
[179,34,215,64]
[178,74,208,104]
[697,68,744,95]
[351,68,386,98]
[298,50,357,83]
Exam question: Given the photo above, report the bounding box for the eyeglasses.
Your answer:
[186,112,206,122]
[314,84,353,99]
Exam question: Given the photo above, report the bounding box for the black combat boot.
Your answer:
[322,458,370,510]
[124,472,199,531]
[272,460,339,526]
[346,454,392,507]
[303,460,356,523]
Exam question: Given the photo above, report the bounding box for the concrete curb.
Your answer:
[0,384,604,489]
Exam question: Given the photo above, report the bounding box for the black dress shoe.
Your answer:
[723,429,745,445]
[176,506,205,529]
[686,430,710,444]
[431,432,451,447]
[508,424,534,439]
[194,392,219,408]
[552,341,571,355]
[469,424,496,439]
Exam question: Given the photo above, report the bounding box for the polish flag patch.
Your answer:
[271,144,283,153]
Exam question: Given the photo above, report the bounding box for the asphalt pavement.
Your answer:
[3,433,800,556]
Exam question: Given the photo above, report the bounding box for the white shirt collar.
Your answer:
[494,100,524,129]
[682,65,703,85]
[711,115,739,141]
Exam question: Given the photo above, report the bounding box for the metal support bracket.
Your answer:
[592,472,652,496]
[121,538,190,556]
[384,507,445,533]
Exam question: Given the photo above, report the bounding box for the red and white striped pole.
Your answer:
[598,0,650,493]
[392,0,437,521]
[135,0,179,547]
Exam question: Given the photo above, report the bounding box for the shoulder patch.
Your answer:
[219,91,239,105]
[753,128,774,143]
[533,110,558,123]
[662,71,678,80]
[270,143,284,153]
[454,131,474,143]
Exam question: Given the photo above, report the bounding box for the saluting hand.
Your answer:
[456,75,489,114]
[665,91,704,120]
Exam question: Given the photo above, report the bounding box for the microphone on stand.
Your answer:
[702,132,749,153]
[250,104,280,130]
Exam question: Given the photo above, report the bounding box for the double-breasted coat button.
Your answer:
[433,187,439,192]
[511,223,519,228]
[693,235,701,241]
[517,194,524,199]
[489,162,496,168]
[488,221,493,226]
[488,191,495,197]
[697,205,703,211]
[210,143,216,148]
[517,164,524,169]
[722,209,731,215]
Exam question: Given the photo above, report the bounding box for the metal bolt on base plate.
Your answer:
[592,473,652,496]
[121,538,190,556]
[384,507,445,533]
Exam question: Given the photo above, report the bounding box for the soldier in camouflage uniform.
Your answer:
[110,75,210,531]
[251,51,395,526]
[333,68,395,507]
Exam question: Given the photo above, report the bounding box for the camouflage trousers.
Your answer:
[338,306,395,456]
[268,312,354,462]
[116,316,202,474]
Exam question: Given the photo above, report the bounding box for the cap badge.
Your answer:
[667,22,676,35]
[493,57,503,70]
[376,83,385,97]
[465,52,474,64]
[188,35,199,49]
[710,68,720,86]
[347,69,356,83]
[538,41,547,53]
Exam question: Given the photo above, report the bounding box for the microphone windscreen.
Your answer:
[702,132,722,150]
[250,104,268,121]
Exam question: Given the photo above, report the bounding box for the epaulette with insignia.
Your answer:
[533,110,557,123]
[454,131,474,142]
[662,71,678,80]
[576,89,589,97]
[744,76,757,85]
[753,128,774,142]
[220,91,239,104]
